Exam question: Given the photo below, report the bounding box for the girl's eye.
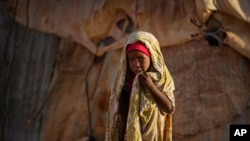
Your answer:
[138,57,144,62]
[128,58,134,62]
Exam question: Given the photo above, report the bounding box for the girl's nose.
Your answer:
[134,59,140,67]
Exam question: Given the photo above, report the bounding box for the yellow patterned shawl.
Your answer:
[106,31,175,141]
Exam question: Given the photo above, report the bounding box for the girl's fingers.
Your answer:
[138,73,146,82]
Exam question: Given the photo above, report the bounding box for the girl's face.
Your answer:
[127,50,151,74]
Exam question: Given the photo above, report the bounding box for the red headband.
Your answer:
[126,41,151,57]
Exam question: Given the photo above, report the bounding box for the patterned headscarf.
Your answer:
[106,31,175,141]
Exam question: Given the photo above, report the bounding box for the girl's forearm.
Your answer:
[147,84,173,113]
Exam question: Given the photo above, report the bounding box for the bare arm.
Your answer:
[138,72,173,113]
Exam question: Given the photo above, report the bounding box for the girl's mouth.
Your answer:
[135,69,143,74]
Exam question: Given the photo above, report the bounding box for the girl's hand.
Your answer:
[138,72,154,89]
[138,72,173,113]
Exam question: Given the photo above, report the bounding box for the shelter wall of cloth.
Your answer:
[1,0,250,141]
[6,0,250,59]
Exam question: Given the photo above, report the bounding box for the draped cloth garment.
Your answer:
[105,31,175,141]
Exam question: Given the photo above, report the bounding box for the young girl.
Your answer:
[106,31,175,141]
